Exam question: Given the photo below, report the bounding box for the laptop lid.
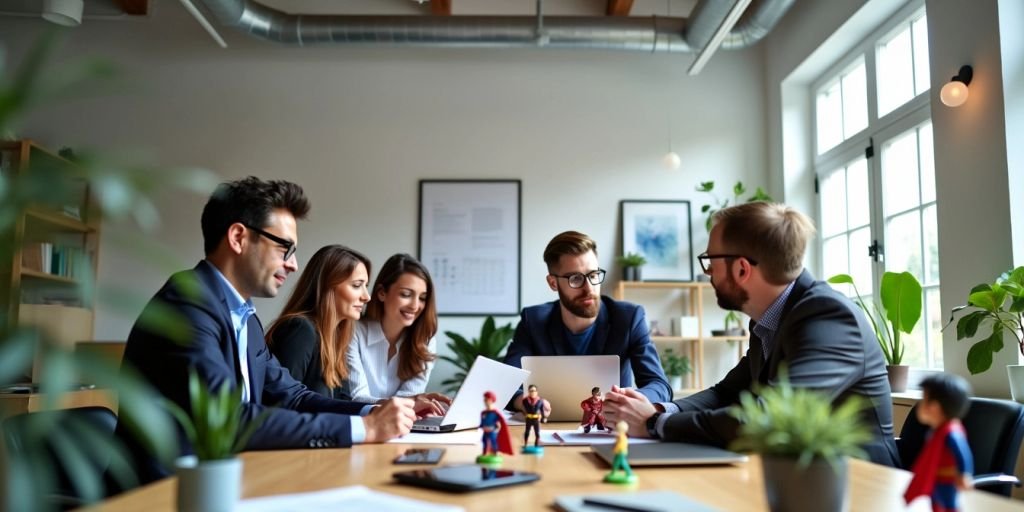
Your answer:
[591,442,748,466]
[520,355,619,422]
[412,356,529,432]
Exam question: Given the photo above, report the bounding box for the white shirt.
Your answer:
[346,319,436,402]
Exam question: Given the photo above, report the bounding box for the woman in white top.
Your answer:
[346,253,452,416]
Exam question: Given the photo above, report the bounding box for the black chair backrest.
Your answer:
[898,397,1024,496]
[2,406,120,507]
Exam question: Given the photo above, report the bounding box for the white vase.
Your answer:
[175,455,243,512]
[670,375,684,391]
[1007,365,1024,403]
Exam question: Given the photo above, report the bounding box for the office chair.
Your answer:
[2,406,126,509]
[897,397,1024,497]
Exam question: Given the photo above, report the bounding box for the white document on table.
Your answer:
[389,429,480,445]
[545,428,660,446]
[238,485,464,512]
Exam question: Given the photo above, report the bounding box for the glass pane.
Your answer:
[923,204,939,286]
[912,15,931,95]
[849,227,873,296]
[926,287,944,369]
[842,60,868,138]
[847,158,870,228]
[823,235,850,294]
[820,169,848,237]
[882,129,921,215]
[817,81,843,154]
[919,123,935,203]
[901,307,927,368]
[877,24,914,116]
[886,210,923,281]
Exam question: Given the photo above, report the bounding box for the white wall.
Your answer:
[0,2,768,390]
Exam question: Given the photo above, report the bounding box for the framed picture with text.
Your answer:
[619,200,694,282]
[418,180,521,316]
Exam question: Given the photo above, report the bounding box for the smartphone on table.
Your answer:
[393,464,540,492]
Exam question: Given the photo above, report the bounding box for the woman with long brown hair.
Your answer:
[266,244,370,399]
[346,253,451,416]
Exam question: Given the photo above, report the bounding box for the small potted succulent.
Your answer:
[730,370,871,512]
[616,252,647,282]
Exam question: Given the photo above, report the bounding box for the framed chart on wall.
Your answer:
[418,180,521,316]
[619,200,694,281]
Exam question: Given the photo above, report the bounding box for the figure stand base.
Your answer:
[603,472,638,485]
[476,454,504,466]
[522,446,544,455]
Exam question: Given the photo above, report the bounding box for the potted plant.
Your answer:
[695,180,773,233]
[616,252,647,282]
[945,266,1024,401]
[439,316,516,394]
[827,271,921,392]
[660,348,692,391]
[166,370,264,512]
[730,371,871,512]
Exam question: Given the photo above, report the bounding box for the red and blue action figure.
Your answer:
[522,384,550,454]
[904,373,974,512]
[477,390,513,465]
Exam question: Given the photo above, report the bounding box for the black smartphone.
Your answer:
[393,448,446,465]
[393,464,540,492]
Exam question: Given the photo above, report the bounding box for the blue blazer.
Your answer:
[117,261,364,483]
[503,295,672,403]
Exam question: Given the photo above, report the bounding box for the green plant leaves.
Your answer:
[440,316,515,393]
[946,266,1024,374]
[880,271,922,334]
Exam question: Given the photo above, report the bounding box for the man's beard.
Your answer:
[713,272,749,312]
[558,288,600,318]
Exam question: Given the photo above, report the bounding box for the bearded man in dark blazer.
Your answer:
[603,201,900,467]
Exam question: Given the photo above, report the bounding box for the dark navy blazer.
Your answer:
[117,261,365,483]
[503,295,672,403]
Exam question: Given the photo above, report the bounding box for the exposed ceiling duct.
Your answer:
[189,0,793,67]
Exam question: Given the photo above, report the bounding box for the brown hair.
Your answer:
[711,202,816,284]
[365,253,438,381]
[266,244,371,389]
[201,176,310,255]
[543,231,598,271]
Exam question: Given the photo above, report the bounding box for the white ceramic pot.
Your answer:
[670,375,684,391]
[175,455,242,512]
[1007,365,1024,403]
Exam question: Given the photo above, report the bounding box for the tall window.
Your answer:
[813,4,941,369]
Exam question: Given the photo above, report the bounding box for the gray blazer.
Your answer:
[661,269,900,467]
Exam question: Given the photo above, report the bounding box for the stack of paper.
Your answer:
[238,485,464,512]
[540,429,660,446]
[555,490,718,512]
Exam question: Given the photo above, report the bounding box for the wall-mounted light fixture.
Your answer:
[940,65,973,108]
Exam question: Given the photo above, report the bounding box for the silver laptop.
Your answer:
[520,355,619,422]
[591,442,748,466]
[412,355,530,432]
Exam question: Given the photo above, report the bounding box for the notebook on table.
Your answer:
[520,355,619,422]
[411,356,529,433]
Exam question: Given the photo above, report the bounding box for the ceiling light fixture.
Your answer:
[940,65,973,108]
[663,0,680,170]
[42,0,83,27]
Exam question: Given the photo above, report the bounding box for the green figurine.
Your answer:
[603,420,638,484]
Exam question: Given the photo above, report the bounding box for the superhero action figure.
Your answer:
[522,384,550,454]
[904,373,974,512]
[477,390,513,465]
[580,386,607,434]
[603,421,637,485]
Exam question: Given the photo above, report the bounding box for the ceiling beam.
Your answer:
[431,0,452,16]
[116,0,149,15]
[606,0,634,16]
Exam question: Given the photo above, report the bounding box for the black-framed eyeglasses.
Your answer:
[550,269,606,289]
[697,252,758,273]
[245,224,297,261]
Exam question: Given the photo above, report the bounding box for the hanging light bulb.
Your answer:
[663,151,681,170]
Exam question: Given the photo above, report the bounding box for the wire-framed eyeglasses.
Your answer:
[550,269,606,289]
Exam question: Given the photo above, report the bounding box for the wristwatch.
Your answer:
[645,411,663,439]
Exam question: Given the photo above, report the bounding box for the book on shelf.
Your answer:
[21,243,89,278]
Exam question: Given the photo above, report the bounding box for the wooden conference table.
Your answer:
[85,423,1024,511]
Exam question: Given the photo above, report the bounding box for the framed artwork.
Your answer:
[619,200,694,281]
[418,180,521,316]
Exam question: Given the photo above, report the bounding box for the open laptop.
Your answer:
[520,355,619,422]
[591,442,748,466]
[411,355,529,432]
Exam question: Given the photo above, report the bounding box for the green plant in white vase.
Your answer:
[660,348,692,391]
